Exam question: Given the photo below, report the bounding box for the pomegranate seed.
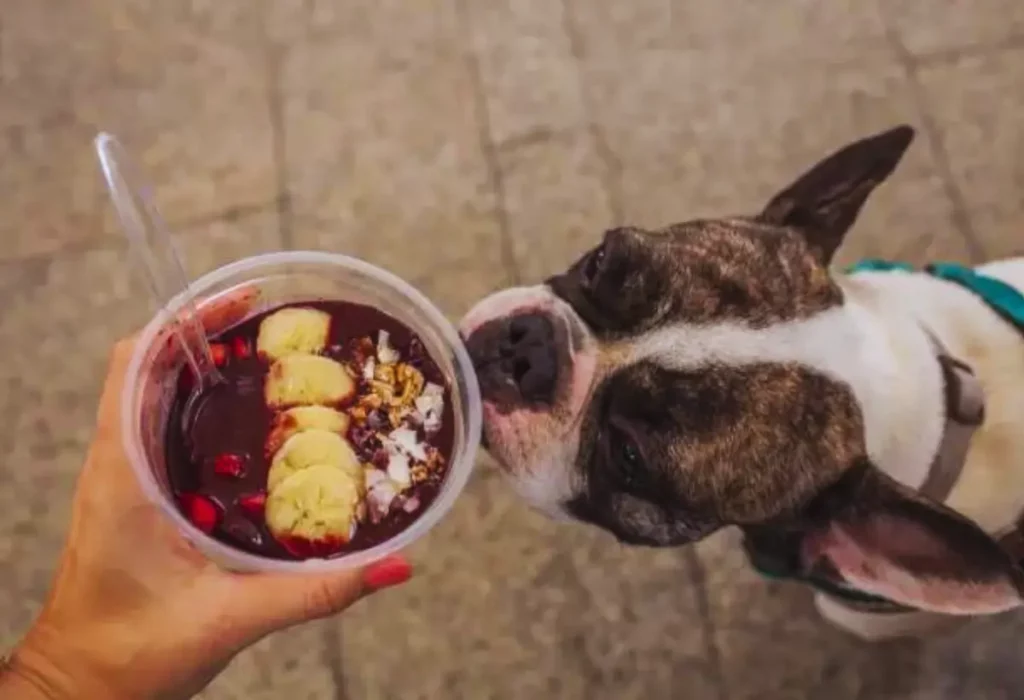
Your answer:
[232,336,251,359]
[209,343,228,367]
[213,453,246,478]
[179,493,220,534]
[237,492,267,518]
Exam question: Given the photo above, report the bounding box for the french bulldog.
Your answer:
[459,126,1024,640]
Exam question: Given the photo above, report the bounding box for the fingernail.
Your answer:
[363,555,413,590]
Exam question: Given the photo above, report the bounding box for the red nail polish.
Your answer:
[363,556,413,590]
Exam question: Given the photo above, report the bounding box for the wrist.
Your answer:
[0,650,74,700]
[3,626,121,700]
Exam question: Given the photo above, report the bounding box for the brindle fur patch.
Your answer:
[549,221,841,341]
[569,360,864,545]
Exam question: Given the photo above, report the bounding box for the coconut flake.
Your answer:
[364,468,388,490]
[415,382,445,433]
[365,468,401,521]
[386,451,411,488]
[377,330,400,365]
[367,483,399,522]
[362,356,376,382]
[386,426,427,462]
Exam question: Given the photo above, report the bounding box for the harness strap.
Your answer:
[918,339,985,502]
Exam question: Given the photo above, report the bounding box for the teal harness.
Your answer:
[747,259,1024,611]
[847,259,1024,332]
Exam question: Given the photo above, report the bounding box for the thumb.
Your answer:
[229,555,413,634]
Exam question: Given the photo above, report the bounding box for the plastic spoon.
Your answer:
[94,132,225,390]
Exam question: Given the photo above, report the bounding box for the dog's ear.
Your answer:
[798,460,1023,614]
[758,125,914,265]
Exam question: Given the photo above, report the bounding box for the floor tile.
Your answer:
[172,209,285,280]
[897,613,1024,700]
[700,532,1024,699]
[0,100,112,260]
[879,0,1024,56]
[916,48,1024,262]
[697,529,938,700]
[966,206,1024,262]
[568,0,887,63]
[199,620,338,700]
[288,215,510,323]
[0,247,148,451]
[499,130,615,283]
[461,0,587,144]
[265,0,459,52]
[81,4,274,230]
[280,30,510,319]
[339,467,718,700]
[0,439,92,649]
[575,47,973,266]
[0,1,275,258]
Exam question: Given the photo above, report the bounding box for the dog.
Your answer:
[458,125,1024,640]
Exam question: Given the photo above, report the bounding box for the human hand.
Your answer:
[1,291,412,699]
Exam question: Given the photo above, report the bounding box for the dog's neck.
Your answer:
[833,274,946,490]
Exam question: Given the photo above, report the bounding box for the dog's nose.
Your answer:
[498,313,558,402]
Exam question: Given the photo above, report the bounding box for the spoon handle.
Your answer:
[95,132,223,386]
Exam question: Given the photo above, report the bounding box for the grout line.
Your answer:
[264,21,294,249]
[321,622,350,700]
[495,126,576,155]
[559,0,625,228]
[684,548,731,700]
[910,32,1024,69]
[452,0,520,286]
[883,24,986,262]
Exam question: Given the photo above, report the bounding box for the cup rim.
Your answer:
[122,250,482,572]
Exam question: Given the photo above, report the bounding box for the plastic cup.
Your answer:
[122,251,482,573]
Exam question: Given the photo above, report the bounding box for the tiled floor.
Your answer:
[1,1,1023,698]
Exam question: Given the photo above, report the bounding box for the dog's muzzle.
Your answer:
[463,311,560,407]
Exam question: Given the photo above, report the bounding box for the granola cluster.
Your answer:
[348,330,447,524]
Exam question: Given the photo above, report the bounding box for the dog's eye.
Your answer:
[618,438,640,468]
[583,244,606,286]
[607,423,646,490]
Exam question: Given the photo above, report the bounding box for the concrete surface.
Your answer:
[1,1,1023,698]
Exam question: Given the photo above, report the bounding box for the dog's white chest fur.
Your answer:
[845,258,1024,534]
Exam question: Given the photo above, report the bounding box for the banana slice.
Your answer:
[266,464,362,551]
[257,307,332,361]
[265,354,355,409]
[265,405,351,457]
[267,429,361,492]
